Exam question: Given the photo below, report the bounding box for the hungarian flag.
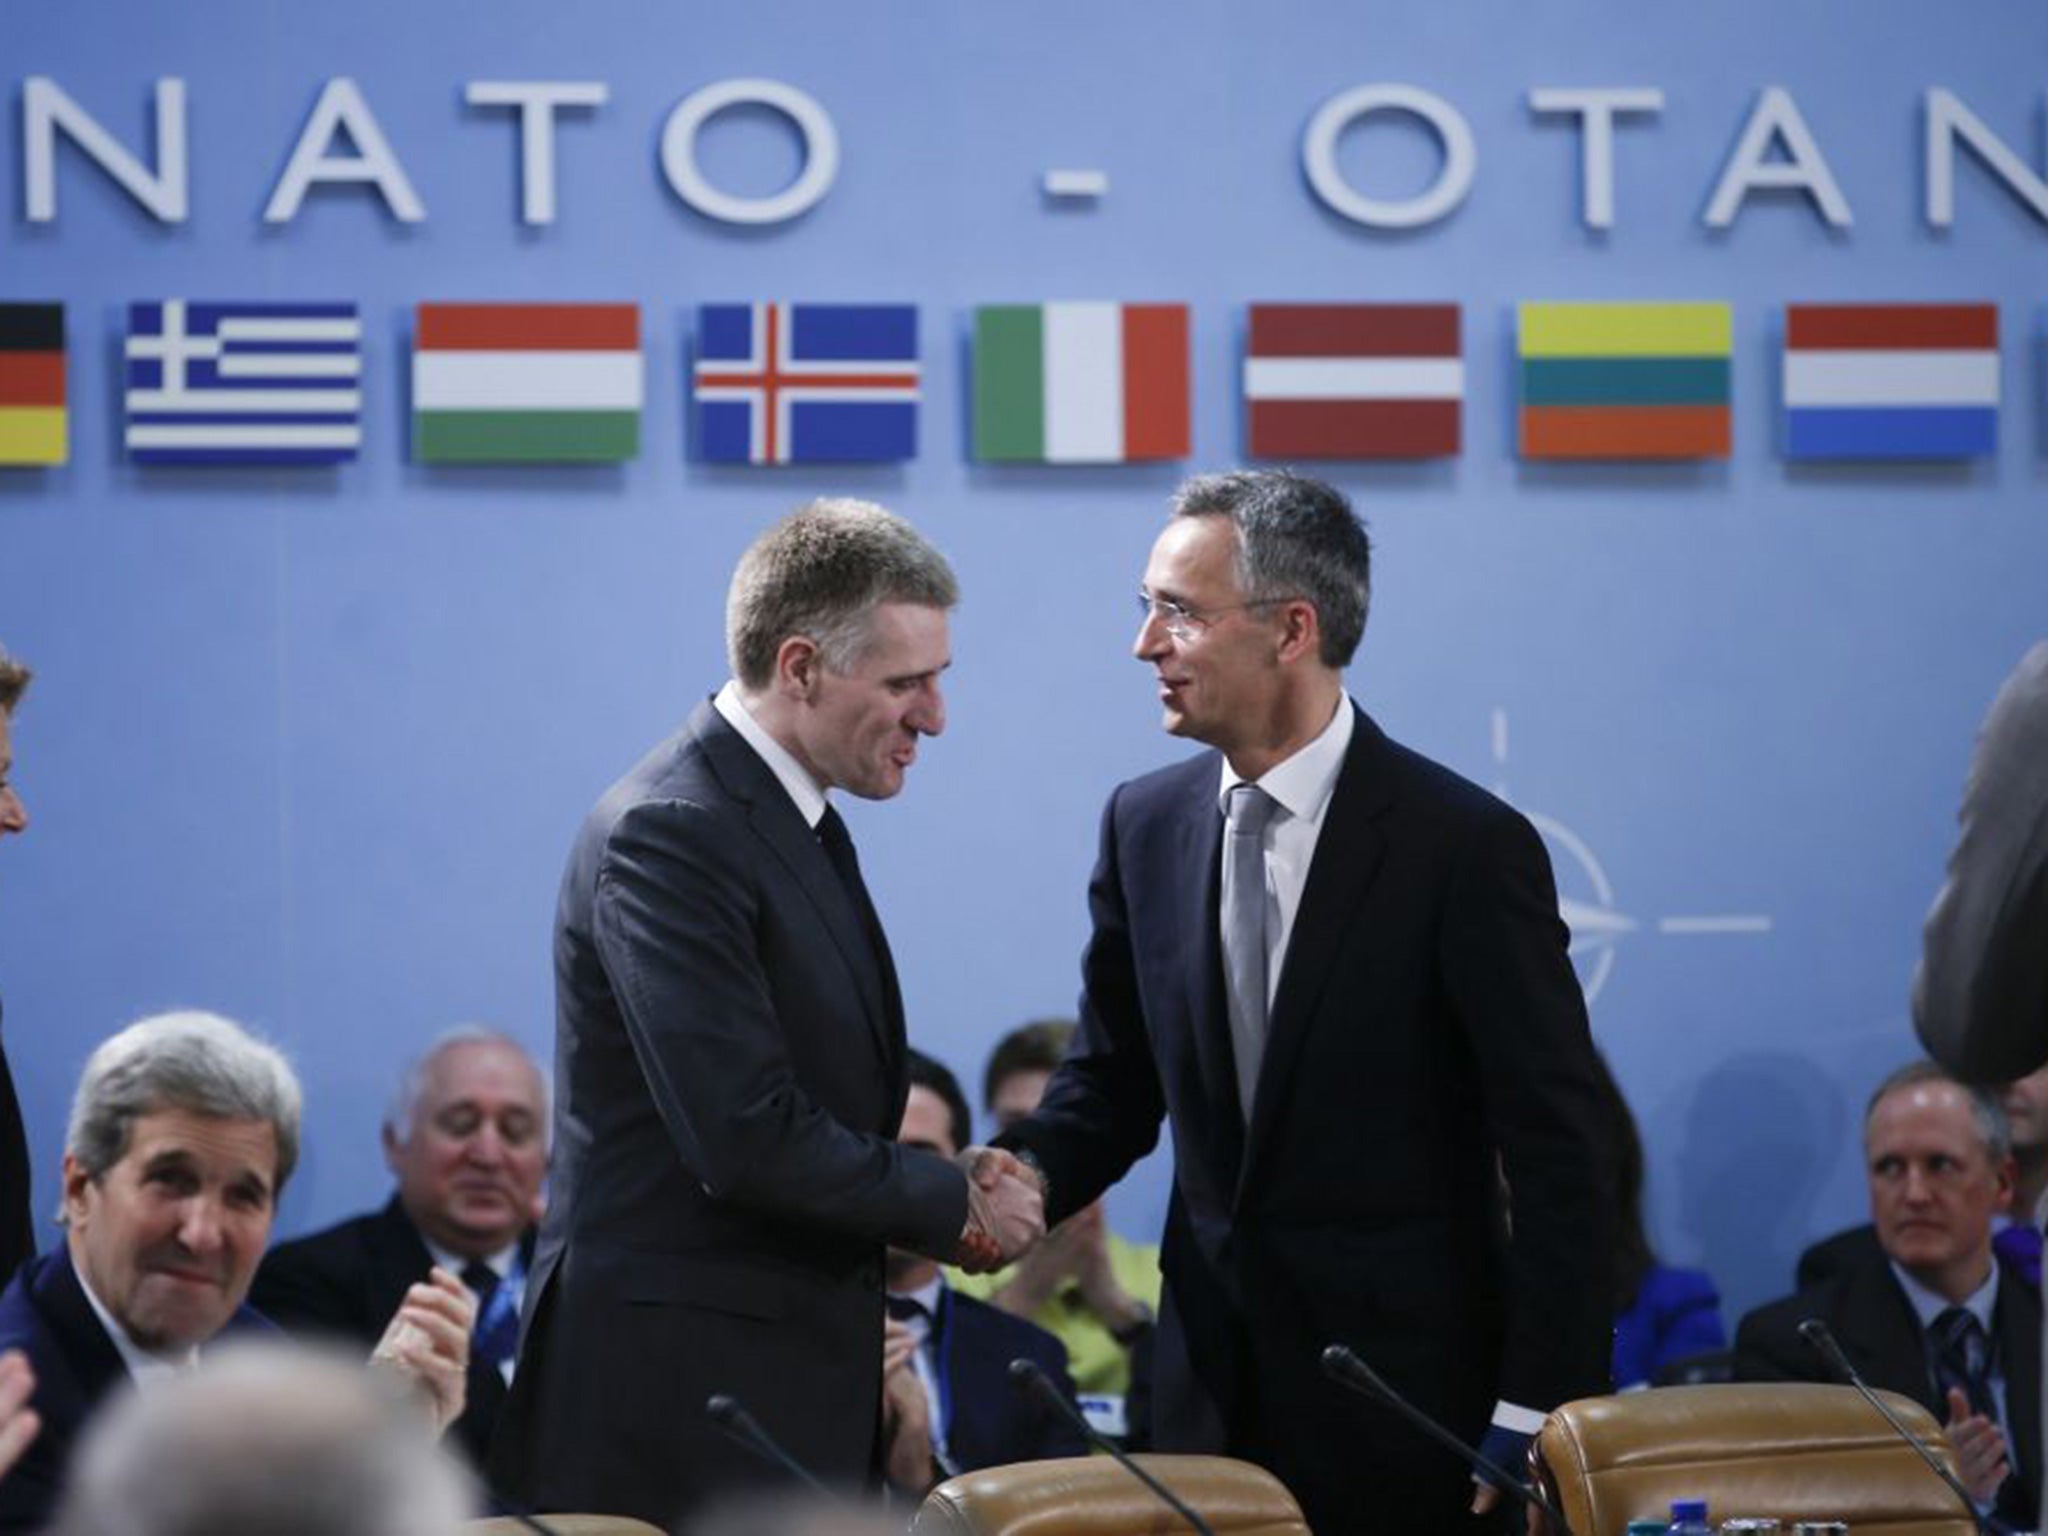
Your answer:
[0,304,66,466]
[1783,304,1998,460]
[1518,302,1732,460]
[973,302,1188,463]
[1245,303,1461,458]
[413,303,641,463]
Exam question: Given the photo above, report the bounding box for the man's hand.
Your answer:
[880,1319,936,1493]
[369,1266,476,1436]
[0,1350,40,1482]
[1945,1384,2012,1504]
[953,1146,1045,1272]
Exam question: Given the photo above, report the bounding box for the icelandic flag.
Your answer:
[125,301,362,466]
[1782,304,1998,460]
[693,303,919,464]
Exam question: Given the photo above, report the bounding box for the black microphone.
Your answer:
[1320,1343,1575,1536]
[706,1392,838,1501]
[1007,1358,1218,1536]
[1796,1318,1989,1535]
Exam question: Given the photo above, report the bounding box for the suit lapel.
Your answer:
[1238,707,1392,1201]
[693,705,898,1071]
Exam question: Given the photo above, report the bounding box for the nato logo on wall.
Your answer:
[972,302,1189,463]
[1517,302,1733,460]
[692,302,919,465]
[412,303,642,464]
[1243,303,1462,459]
[125,301,362,466]
[1781,303,1998,460]
[0,303,65,467]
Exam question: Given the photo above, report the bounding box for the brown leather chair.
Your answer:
[1532,1383,1977,1536]
[465,1518,667,1536]
[912,1454,1310,1535]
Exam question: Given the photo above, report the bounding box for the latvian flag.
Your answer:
[126,301,361,466]
[413,304,641,464]
[1782,304,1998,460]
[694,303,918,464]
[0,304,65,466]
[973,302,1189,463]
[1518,302,1732,460]
[1244,304,1461,458]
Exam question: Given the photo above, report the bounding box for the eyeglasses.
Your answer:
[1136,591,1295,642]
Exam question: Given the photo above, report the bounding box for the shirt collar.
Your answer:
[422,1237,521,1281]
[890,1274,946,1315]
[75,1263,200,1384]
[715,680,828,829]
[1890,1254,2000,1334]
[1217,697,1353,822]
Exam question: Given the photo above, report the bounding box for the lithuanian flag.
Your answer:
[0,304,66,467]
[1518,302,1732,460]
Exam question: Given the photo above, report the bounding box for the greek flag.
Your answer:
[125,301,362,465]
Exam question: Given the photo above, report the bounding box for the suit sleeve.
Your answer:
[249,1240,377,1345]
[1915,641,2048,1083]
[593,798,967,1258]
[999,785,1167,1224]
[1730,1301,1824,1385]
[1442,803,1615,1410]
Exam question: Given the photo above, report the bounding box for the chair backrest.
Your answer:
[912,1454,1310,1536]
[1533,1383,1977,1536]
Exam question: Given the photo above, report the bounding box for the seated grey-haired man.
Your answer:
[0,1011,475,1534]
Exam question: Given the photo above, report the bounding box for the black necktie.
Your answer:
[1932,1305,1998,1421]
[817,806,904,1034]
[885,1294,928,1324]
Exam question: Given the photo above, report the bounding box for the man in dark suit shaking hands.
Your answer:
[488,499,1043,1528]
[996,471,1612,1532]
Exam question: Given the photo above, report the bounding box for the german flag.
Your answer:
[0,304,66,466]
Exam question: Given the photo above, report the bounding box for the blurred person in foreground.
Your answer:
[52,1339,472,1536]
[0,1011,473,1532]
[1,646,38,1285]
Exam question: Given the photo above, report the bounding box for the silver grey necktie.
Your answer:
[1222,782,1280,1122]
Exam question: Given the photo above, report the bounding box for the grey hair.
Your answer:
[54,1339,474,1536]
[383,1026,550,1145]
[65,1011,302,1197]
[1170,470,1372,667]
[725,498,959,691]
[1865,1059,2011,1162]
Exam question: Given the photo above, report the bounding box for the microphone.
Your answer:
[1007,1358,1218,1536]
[705,1393,837,1501]
[1320,1343,1575,1536]
[1796,1318,1988,1535]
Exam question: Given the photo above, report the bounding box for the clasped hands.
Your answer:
[950,1146,1046,1272]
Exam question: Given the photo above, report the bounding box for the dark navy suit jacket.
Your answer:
[0,1248,272,1533]
[920,1287,1087,1477]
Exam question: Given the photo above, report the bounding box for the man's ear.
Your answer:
[1995,1153,2018,1215]
[774,635,823,701]
[1274,599,1322,666]
[60,1152,94,1226]
[381,1124,405,1179]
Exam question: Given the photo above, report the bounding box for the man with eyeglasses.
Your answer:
[995,470,1612,1533]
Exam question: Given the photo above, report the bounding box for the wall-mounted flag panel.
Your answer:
[973,302,1189,463]
[1244,303,1461,458]
[1782,304,1998,460]
[413,304,641,464]
[0,304,65,466]
[693,303,918,464]
[125,302,361,466]
[1518,302,1732,460]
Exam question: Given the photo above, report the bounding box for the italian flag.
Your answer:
[974,302,1189,463]
[413,304,642,463]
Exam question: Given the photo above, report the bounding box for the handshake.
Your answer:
[949,1147,1047,1273]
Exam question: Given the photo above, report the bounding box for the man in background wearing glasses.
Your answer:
[996,470,1613,1533]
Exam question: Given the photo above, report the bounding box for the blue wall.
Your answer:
[3,0,2045,1332]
